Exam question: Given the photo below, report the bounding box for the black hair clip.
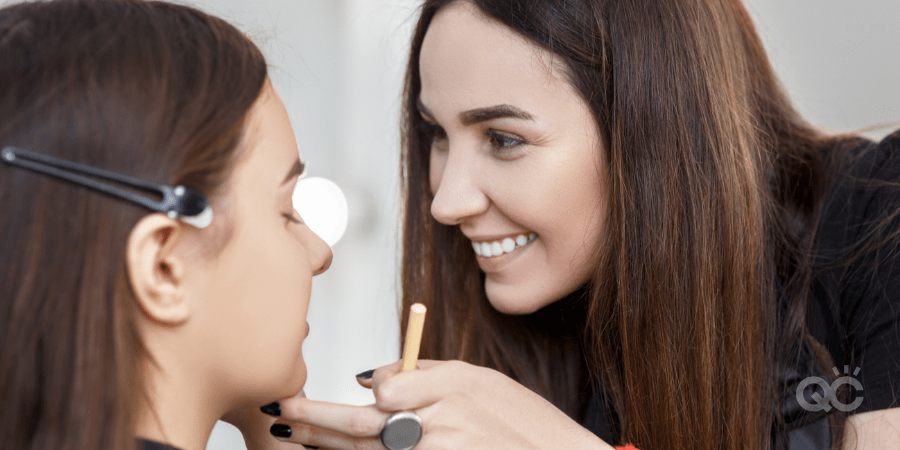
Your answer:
[1,146,213,228]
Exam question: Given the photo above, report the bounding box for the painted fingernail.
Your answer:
[260,402,281,417]
[303,446,320,450]
[355,369,375,380]
[270,423,292,438]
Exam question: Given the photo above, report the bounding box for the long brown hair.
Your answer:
[399,1,849,449]
[0,1,267,449]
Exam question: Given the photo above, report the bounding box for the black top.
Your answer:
[582,130,900,446]
[138,439,181,450]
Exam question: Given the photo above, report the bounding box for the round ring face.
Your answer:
[380,412,423,450]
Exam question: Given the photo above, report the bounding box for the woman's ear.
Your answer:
[126,214,192,325]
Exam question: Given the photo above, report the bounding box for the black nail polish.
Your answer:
[303,446,320,450]
[355,369,375,380]
[260,402,281,417]
[270,423,292,438]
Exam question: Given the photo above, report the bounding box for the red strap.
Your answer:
[616,445,640,450]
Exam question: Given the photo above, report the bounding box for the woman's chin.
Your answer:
[263,361,307,401]
[485,276,582,315]
[485,284,548,315]
[284,365,307,397]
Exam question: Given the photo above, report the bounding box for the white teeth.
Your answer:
[502,238,515,253]
[472,233,537,258]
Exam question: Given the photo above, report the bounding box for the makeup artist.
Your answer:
[256,0,900,449]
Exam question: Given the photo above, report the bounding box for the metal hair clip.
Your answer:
[1,146,213,228]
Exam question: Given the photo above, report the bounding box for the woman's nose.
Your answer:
[429,149,489,226]
[306,227,333,276]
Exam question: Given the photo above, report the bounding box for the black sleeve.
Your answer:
[810,129,900,414]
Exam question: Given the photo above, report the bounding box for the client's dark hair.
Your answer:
[0,1,267,449]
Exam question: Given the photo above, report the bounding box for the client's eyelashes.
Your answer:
[283,211,303,225]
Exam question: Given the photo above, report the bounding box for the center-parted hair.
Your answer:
[399,1,852,449]
[0,1,267,449]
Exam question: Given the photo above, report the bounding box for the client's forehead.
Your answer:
[232,84,300,190]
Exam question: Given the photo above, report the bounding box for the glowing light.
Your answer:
[292,176,348,247]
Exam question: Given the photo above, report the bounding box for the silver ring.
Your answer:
[380,411,422,450]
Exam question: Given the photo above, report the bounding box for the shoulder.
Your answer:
[839,129,900,183]
[818,129,900,245]
[810,128,900,415]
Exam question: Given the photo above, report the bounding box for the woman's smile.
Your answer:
[422,2,606,314]
[471,232,538,273]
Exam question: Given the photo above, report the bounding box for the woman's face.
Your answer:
[419,2,606,314]
[186,84,332,403]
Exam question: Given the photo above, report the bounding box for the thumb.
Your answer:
[355,369,375,389]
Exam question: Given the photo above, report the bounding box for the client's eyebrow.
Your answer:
[281,159,306,186]
[415,98,534,126]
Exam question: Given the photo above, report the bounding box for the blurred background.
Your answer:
[2,0,896,448]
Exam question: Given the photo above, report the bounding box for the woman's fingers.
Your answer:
[278,397,389,438]
[368,360,402,387]
[357,359,443,390]
[355,376,373,389]
[269,420,384,450]
[371,359,464,412]
[266,359,454,448]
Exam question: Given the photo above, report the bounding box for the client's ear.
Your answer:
[126,214,191,325]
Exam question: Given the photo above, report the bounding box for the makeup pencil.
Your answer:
[401,303,427,371]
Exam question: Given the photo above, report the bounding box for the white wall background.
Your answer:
[1,0,895,448]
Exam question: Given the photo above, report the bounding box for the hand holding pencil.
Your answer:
[380,303,427,450]
[401,303,427,371]
[261,300,618,450]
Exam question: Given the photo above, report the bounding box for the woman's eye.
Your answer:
[283,211,303,225]
[486,131,525,153]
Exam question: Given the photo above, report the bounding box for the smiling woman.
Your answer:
[259,1,900,450]
[0,1,330,450]
[418,10,607,314]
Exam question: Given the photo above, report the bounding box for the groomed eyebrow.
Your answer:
[416,98,534,126]
[281,159,306,186]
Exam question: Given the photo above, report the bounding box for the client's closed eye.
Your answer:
[283,210,303,225]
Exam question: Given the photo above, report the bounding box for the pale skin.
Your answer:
[842,410,900,449]
[243,2,900,449]
[128,82,332,450]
